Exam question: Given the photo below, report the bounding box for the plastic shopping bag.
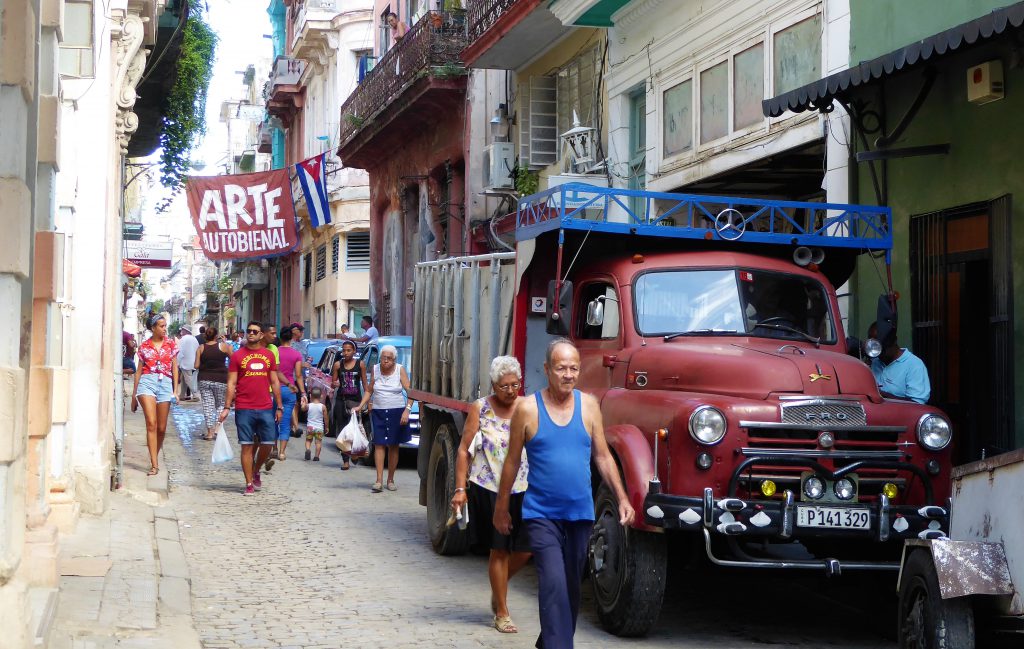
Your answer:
[350,417,369,457]
[211,424,234,464]
[335,416,357,453]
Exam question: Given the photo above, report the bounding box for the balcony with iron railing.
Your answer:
[462,0,568,69]
[265,55,307,128]
[336,10,468,169]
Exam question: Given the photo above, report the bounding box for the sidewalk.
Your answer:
[47,403,204,649]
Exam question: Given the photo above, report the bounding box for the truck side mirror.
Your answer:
[586,299,605,327]
[546,280,573,336]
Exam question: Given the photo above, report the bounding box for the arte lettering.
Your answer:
[198,184,286,231]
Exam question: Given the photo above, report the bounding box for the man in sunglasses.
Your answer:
[219,321,284,495]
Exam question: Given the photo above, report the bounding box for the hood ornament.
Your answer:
[809,363,832,382]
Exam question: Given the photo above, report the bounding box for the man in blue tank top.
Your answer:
[495,338,634,649]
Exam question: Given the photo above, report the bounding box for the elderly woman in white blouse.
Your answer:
[354,344,412,493]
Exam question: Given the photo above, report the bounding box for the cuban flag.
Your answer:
[295,153,331,228]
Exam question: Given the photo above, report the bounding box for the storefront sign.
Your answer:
[186,169,299,261]
[124,240,173,268]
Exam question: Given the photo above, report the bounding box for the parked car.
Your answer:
[304,337,418,447]
[360,336,420,451]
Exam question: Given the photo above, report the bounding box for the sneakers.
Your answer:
[243,484,255,496]
[304,450,311,461]
[313,456,320,462]
[252,472,262,491]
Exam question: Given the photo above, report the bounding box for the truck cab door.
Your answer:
[573,280,623,395]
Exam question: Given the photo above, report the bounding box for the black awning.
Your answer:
[763,1,1024,118]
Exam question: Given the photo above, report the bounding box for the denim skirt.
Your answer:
[370,407,411,446]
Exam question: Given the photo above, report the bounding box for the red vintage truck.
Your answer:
[409,184,954,637]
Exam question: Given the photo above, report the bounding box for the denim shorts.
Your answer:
[136,373,174,403]
[235,409,277,445]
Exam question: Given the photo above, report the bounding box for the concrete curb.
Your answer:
[153,507,202,649]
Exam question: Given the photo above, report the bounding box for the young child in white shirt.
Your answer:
[303,388,328,461]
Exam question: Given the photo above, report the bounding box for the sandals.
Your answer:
[147,467,159,476]
[340,461,350,471]
[371,482,383,493]
[386,481,397,491]
[493,615,518,634]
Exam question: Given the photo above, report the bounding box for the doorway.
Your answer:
[910,196,1014,462]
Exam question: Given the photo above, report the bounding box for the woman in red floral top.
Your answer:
[131,314,179,475]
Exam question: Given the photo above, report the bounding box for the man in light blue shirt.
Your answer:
[868,323,931,404]
[344,315,379,345]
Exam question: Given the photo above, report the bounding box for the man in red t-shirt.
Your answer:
[219,321,283,495]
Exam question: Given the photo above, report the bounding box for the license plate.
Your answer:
[797,506,870,530]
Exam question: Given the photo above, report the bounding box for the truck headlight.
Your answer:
[916,414,952,451]
[689,406,726,445]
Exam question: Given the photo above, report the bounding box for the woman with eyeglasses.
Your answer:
[353,344,412,492]
[450,356,530,634]
[131,314,179,476]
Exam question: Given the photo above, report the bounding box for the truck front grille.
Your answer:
[780,399,867,427]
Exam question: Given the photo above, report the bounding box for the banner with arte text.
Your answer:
[186,169,300,261]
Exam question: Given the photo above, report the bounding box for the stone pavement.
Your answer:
[48,401,201,649]
[50,400,897,648]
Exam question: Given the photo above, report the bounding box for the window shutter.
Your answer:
[346,232,370,271]
[331,235,340,273]
[521,76,557,168]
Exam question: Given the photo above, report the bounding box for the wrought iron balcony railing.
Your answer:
[338,10,468,147]
[467,0,518,42]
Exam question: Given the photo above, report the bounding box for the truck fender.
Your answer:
[602,424,659,533]
[417,406,466,505]
[898,539,1014,601]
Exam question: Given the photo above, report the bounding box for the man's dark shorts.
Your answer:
[235,409,276,445]
[122,357,136,372]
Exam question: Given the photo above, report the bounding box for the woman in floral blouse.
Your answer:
[131,314,179,475]
[451,356,530,634]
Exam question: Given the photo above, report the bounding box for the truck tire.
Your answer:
[426,423,469,556]
[898,549,975,649]
[588,482,666,637]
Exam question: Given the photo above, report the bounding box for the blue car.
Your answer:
[360,336,419,450]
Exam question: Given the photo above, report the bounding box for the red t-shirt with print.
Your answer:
[228,347,277,410]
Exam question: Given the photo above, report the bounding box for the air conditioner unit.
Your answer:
[483,142,514,191]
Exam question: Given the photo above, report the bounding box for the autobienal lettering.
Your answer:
[196,183,290,253]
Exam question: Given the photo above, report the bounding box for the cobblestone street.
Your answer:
[152,403,897,649]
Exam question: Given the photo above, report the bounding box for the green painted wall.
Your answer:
[847,37,1024,448]
[849,0,1010,63]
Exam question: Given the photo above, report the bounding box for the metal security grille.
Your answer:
[780,401,867,427]
[303,252,312,288]
[346,232,369,271]
[316,244,327,281]
[331,235,339,273]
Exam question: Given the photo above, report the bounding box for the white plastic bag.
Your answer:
[350,417,369,457]
[335,415,357,453]
[211,424,234,464]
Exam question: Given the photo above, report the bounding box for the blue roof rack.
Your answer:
[516,183,892,260]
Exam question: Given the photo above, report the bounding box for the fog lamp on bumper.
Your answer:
[803,476,825,500]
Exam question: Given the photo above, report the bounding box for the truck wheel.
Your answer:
[589,482,666,637]
[898,550,975,649]
[426,423,468,556]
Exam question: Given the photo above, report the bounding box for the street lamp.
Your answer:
[489,104,510,142]
[560,109,596,170]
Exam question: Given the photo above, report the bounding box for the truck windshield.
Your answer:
[634,269,836,343]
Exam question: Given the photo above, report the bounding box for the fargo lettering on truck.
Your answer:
[409,184,954,639]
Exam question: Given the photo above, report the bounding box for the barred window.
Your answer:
[303,252,312,288]
[331,235,340,273]
[346,232,370,271]
[316,244,327,281]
